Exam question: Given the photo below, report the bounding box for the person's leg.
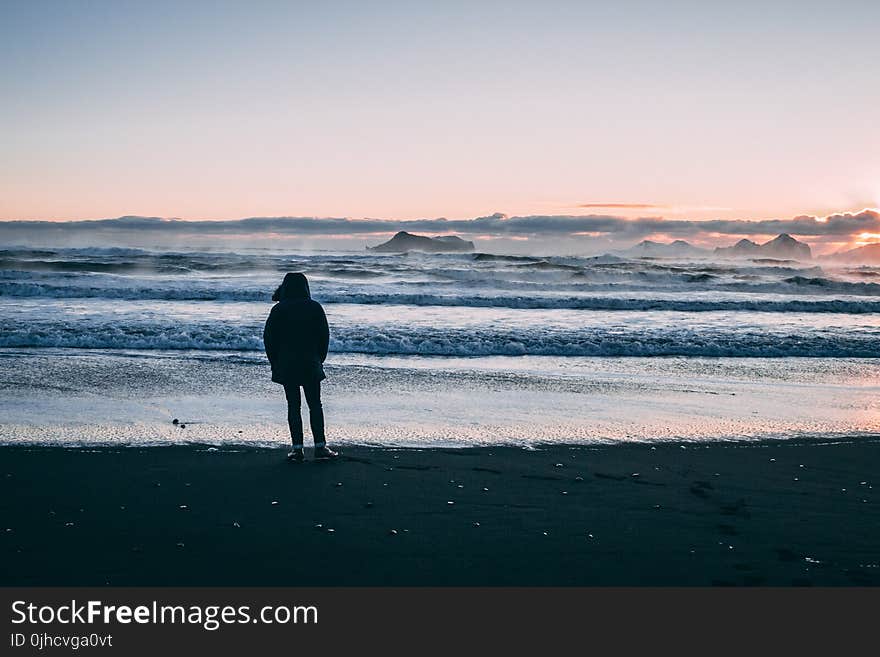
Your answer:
[283,383,304,449]
[302,381,326,447]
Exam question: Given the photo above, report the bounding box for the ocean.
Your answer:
[1,246,878,447]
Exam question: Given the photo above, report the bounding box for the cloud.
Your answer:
[1,210,878,242]
[577,203,665,209]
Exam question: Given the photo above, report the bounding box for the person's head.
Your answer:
[272,272,311,301]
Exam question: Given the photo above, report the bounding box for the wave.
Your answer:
[0,258,196,274]
[2,321,878,358]
[471,252,542,263]
[3,281,880,313]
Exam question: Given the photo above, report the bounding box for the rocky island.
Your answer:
[368,231,475,253]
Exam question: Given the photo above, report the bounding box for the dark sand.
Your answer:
[2,439,878,586]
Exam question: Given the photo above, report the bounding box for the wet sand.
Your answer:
[1,439,879,586]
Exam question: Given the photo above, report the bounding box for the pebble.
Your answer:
[388,529,398,536]
[271,501,279,505]
[336,482,343,487]
[233,522,240,528]
[180,424,186,429]
[482,487,489,492]
[574,476,584,482]
[447,501,455,505]
[65,522,74,527]
[542,531,549,536]
[364,502,374,508]
[554,463,563,468]
[176,542,185,548]
[326,528,335,534]
[561,491,568,495]
[179,505,188,510]
[172,418,179,425]
[473,522,480,527]
[314,524,324,530]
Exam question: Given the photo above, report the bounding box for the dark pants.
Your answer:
[283,381,325,448]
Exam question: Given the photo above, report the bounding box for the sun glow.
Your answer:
[850,232,880,247]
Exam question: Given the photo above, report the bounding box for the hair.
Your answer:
[272,272,311,302]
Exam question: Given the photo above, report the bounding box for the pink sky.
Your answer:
[1,2,878,253]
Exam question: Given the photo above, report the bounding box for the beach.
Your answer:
[2,439,878,586]
[1,247,879,587]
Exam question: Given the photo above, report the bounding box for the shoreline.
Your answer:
[2,438,879,586]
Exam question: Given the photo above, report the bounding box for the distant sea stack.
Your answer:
[826,242,880,264]
[368,231,475,253]
[714,234,812,260]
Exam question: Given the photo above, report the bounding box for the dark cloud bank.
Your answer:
[1,210,877,249]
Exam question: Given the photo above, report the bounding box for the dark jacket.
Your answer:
[263,273,329,385]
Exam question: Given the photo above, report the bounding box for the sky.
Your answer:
[1,1,879,252]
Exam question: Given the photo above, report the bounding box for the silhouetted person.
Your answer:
[264,272,338,462]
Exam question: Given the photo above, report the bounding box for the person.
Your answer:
[263,272,339,462]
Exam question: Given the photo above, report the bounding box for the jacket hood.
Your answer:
[272,272,311,301]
